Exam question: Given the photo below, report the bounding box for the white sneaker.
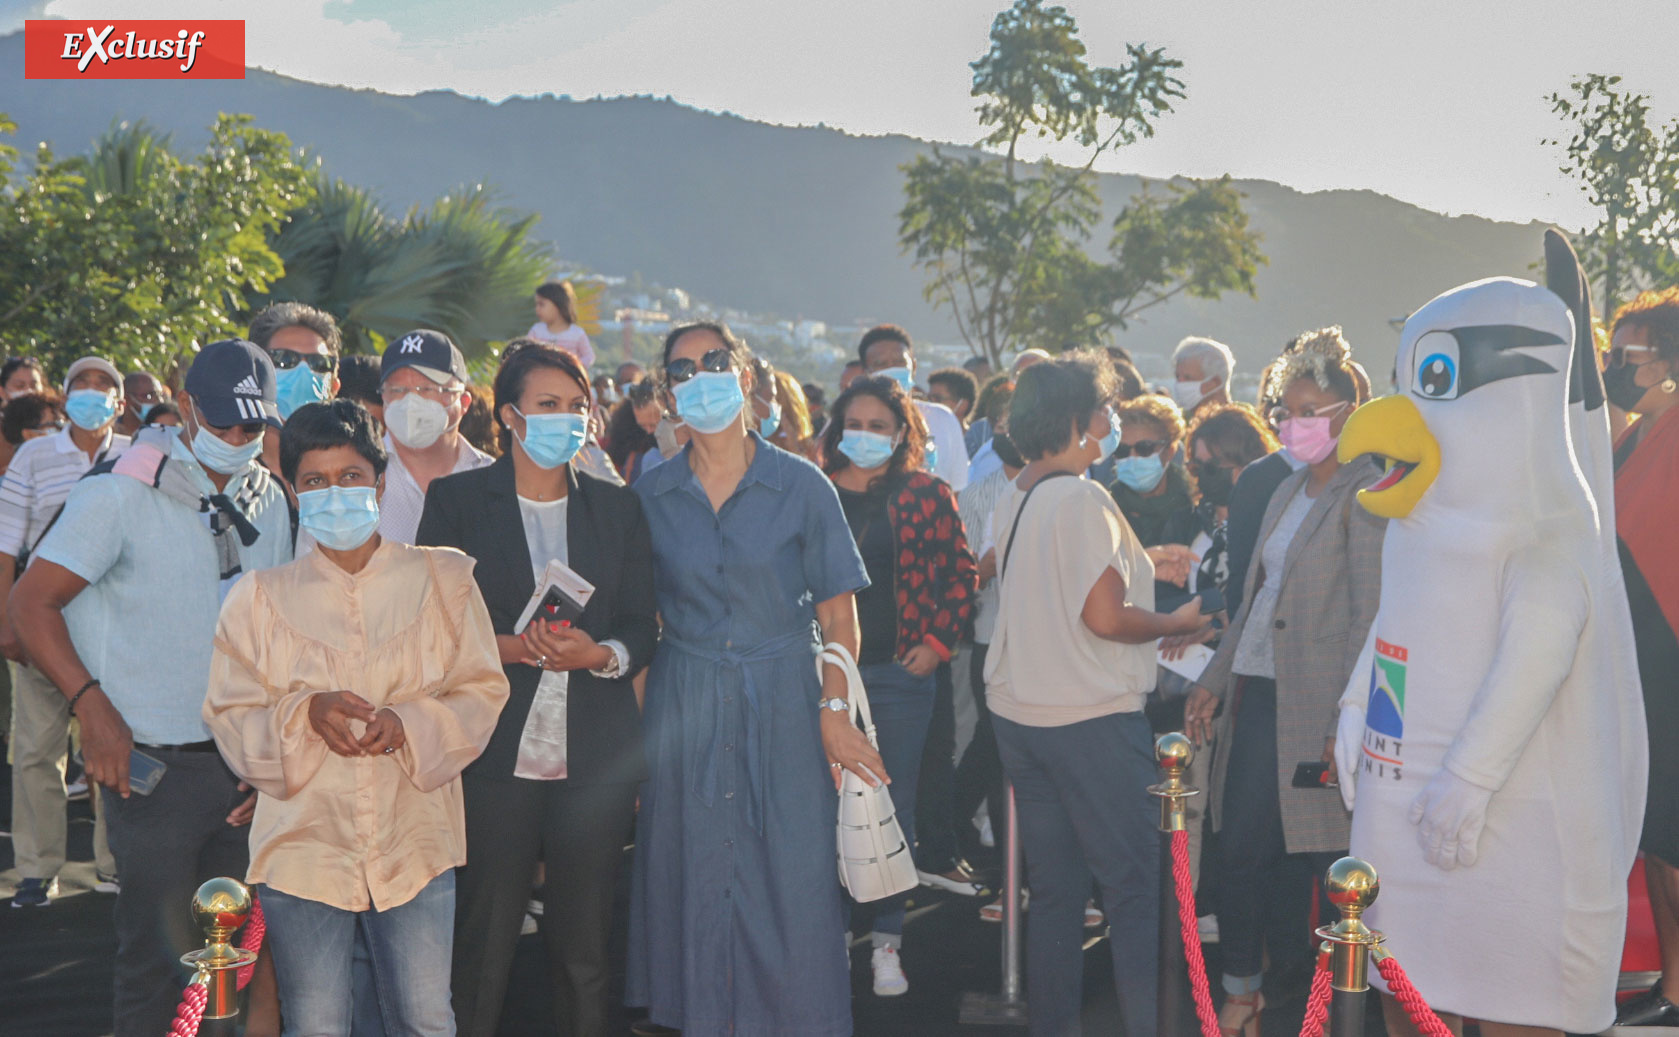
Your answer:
[1197,913,1220,944]
[871,945,908,997]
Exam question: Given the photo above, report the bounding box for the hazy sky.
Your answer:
[10,0,1679,228]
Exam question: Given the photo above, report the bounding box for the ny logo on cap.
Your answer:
[401,334,424,354]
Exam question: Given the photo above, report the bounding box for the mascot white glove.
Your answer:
[1408,769,1494,871]
[1334,703,1364,812]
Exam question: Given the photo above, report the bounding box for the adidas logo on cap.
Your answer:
[233,375,262,396]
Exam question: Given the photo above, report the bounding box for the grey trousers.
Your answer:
[10,661,114,880]
[101,749,250,1037]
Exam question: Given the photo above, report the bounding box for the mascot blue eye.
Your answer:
[1418,353,1458,399]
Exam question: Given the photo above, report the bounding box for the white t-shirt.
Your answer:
[526,322,596,369]
[984,476,1156,726]
[916,399,969,492]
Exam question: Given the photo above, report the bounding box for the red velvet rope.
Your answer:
[167,980,208,1037]
[1376,956,1454,1037]
[1297,949,1333,1037]
[1169,829,1221,1037]
[236,894,266,991]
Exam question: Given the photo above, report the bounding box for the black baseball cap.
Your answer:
[380,329,468,386]
[184,339,281,428]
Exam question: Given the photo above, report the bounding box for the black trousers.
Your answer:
[952,642,1004,844]
[913,660,959,871]
[451,773,638,1037]
[101,750,249,1037]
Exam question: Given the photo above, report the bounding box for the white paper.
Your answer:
[514,558,597,632]
[1156,643,1214,683]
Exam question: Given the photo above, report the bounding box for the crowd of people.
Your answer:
[0,274,1674,1037]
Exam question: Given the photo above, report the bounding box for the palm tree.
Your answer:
[260,174,554,358]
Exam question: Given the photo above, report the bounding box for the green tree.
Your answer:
[260,174,554,359]
[1547,74,1679,316]
[0,115,314,376]
[899,0,1264,365]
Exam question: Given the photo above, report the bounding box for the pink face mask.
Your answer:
[1277,401,1349,465]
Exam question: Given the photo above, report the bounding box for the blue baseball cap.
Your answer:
[381,329,468,386]
[184,339,281,428]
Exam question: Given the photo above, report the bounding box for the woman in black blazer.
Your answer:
[418,340,657,1037]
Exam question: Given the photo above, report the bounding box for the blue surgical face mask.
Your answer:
[514,409,587,469]
[838,429,899,470]
[1112,453,1167,493]
[65,389,118,432]
[876,366,915,395]
[297,485,380,551]
[1081,408,1122,464]
[188,403,266,475]
[275,364,331,420]
[672,371,746,434]
[759,398,782,439]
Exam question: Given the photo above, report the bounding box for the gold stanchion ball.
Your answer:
[191,877,253,935]
[1323,857,1379,915]
[1155,731,1194,771]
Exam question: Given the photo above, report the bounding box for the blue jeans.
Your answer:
[261,870,457,1037]
[851,660,935,945]
[995,710,1160,1037]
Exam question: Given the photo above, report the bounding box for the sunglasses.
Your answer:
[270,349,337,375]
[1113,439,1168,459]
[664,347,735,385]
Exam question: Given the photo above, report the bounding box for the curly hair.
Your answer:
[1613,287,1679,362]
[1264,326,1361,405]
[1115,393,1185,445]
[819,375,927,487]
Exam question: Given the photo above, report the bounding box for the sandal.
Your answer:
[1218,990,1263,1037]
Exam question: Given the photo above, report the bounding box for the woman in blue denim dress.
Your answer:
[627,321,878,1037]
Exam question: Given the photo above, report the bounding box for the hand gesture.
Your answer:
[900,644,940,678]
[308,691,377,757]
[820,710,890,791]
[226,781,258,826]
[1409,770,1493,871]
[79,688,135,796]
[357,708,406,757]
[1147,544,1200,588]
[522,620,612,673]
[1183,684,1220,746]
[1168,597,1214,641]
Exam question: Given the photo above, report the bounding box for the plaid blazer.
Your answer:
[1198,455,1386,853]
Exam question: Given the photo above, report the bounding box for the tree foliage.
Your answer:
[1547,74,1679,316]
[260,175,556,358]
[0,114,314,377]
[899,0,1265,364]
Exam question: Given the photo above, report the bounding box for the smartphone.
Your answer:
[128,748,168,796]
[1198,586,1226,616]
[1291,760,1336,790]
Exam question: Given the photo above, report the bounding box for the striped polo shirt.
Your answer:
[0,427,129,560]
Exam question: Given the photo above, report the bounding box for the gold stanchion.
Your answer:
[180,877,258,1020]
[1316,857,1384,1037]
[1147,731,1199,832]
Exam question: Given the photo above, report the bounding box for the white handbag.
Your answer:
[819,642,920,903]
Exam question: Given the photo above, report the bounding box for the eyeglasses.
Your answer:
[1113,439,1168,459]
[664,347,735,385]
[380,383,461,402]
[270,349,337,375]
[1268,399,1350,427]
[1610,344,1661,367]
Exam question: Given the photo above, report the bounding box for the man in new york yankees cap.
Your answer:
[377,328,491,543]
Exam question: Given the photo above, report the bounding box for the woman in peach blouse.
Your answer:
[204,400,508,1036]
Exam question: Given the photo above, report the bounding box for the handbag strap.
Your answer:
[1001,470,1074,581]
[818,641,878,745]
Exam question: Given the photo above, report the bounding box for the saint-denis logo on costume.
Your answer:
[24,20,245,79]
[1362,638,1407,781]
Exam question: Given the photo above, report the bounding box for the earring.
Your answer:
[1663,378,1677,394]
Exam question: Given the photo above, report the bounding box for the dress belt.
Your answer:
[662,630,816,835]
[134,739,220,753]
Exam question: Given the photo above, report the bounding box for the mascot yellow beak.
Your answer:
[1337,395,1440,519]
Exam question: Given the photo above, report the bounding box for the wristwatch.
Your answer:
[818,697,850,713]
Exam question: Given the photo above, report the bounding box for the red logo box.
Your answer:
[24,20,245,79]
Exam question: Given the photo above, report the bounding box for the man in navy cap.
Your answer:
[10,339,294,1037]
[377,328,491,543]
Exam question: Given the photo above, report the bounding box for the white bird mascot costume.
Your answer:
[1332,236,1646,1032]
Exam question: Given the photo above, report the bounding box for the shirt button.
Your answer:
[1274,619,1286,630]
[724,791,735,800]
